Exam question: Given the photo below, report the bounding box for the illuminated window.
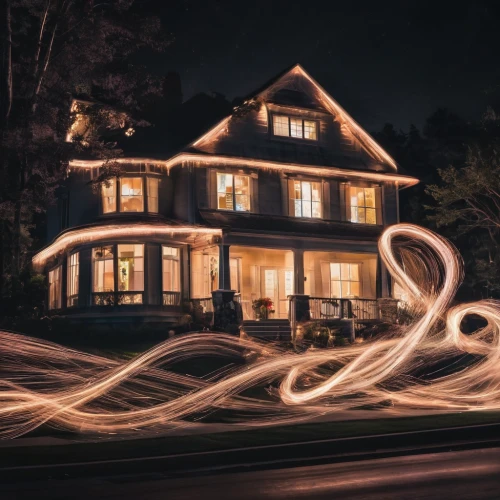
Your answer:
[291,180,321,218]
[102,178,117,213]
[48,265,62,310]
[162,246,180,305]
[118,244,144,304]
[349,186,377,224]
[217,173,250,211]
[272,115,317,140]
[147,177,159,213]
[67,253,79,307]
[92,246,115,293]
[120,177,144,212]
[330,263,360,298]
[273,115,289,137]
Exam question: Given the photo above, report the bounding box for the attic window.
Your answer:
[272,115,317,140]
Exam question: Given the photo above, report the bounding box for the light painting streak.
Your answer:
[3,223,500,439]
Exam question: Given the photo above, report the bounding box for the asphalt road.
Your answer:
[2,446,500,500]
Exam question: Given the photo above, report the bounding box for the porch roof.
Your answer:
[198,209,382,241]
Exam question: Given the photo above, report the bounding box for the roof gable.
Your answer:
[189,64,397,171]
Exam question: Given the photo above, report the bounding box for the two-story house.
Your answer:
[33,64,418,330]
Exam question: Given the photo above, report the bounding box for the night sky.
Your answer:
[148,1,500,132]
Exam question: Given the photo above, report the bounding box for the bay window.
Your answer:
[120,177,144,212]
[101,176,160,214]
[117,244,144,304]
[162,246,181,305]
[217,173,250,212]
[67,252,79,307]
[92,246,115,295]
[102,178,117,213]
[48,265,62,310]
[290,180,321,218]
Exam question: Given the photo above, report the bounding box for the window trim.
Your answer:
[216,172,252,212]
[289,178,322,219]
[48,264,63,310]
[329,262,361,299]
[347,185,378,225]
[67,251,79,307]
[271,114,319,141]
[100,175,161,215]
[162,245,181,306]
[91,243,146,306]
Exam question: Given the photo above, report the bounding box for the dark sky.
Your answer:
[148,0,500,132]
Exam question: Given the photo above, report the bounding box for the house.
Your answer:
[33,64,418,334]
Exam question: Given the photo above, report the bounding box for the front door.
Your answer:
[261,267,294,318]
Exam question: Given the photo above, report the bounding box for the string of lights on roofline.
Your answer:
[32,224,222,270]
[69,154,418,187]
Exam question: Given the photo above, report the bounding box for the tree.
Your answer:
[426,143,500,297]
[0,1,168,299]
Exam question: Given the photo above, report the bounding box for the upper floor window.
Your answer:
[217,173,250,212]
[291,180,321,218]
[273,115,318,140]
[330,263,360,298]
[101,177,159,214]
[48,265,62,310]
[67,252,79,307]
[349,186,377,224]
[121,177,144,212]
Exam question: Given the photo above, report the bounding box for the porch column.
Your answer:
[218,244,231,290]
[293,249,305,295]
[376,253,391,298]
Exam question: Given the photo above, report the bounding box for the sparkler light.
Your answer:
[3,223,500,439]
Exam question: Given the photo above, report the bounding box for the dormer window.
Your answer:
[101,176,159,214]
[272,115,318,140]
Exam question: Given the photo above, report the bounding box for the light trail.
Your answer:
[2,223,500,439]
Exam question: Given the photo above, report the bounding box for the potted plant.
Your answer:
[252,297,275,320]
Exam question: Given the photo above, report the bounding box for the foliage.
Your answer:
[0,0,168,303]
[301,321,340,348]
[252,297,275,312]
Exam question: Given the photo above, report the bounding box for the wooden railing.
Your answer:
[309,297,379,321]
[92,292,143,306]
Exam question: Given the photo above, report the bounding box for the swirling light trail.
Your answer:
[1,223,500,439]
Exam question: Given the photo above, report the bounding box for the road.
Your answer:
[1,446,499,500]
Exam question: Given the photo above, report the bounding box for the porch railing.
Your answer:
[162,291,181,306]
[309,297,379,321]
[196,297,214,313]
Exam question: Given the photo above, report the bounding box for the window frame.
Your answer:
[348,185,378,225]
[48,264,63,310]
[329,262,361,299]
[67,252,79,307]
[100,175,161,215]
[290,179,322,219]
[216,172,252,212]
[272,114,319,141]
[90,243,146,306]
[162,245,181,305]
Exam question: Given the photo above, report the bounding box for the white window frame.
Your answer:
[67,252,79,307]
[291,180,322,218]
[216,172,251,212]
[349,186,377,225]
[272,115,318,141]
[329,262,361,298]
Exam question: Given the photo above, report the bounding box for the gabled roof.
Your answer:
[188,63,398,171]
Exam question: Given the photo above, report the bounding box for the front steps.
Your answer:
[242,319,292,341]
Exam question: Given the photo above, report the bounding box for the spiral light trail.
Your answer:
[1,223,500,439]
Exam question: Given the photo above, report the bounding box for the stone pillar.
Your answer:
[212,289,242,334]
[218,244,231,290]
[377,298,399,323]
[293,249,305,295]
